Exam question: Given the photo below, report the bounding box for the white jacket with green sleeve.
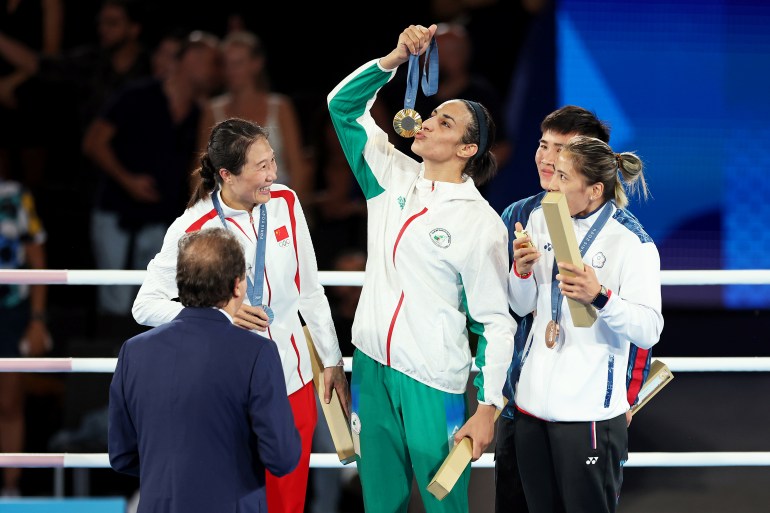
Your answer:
[327,58,515,408]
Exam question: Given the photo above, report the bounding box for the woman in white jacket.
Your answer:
[327,23,515,513]
[509,135,663,513]
[132,118,347,513]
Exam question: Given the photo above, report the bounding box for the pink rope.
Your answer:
[0,269,68,284]
[0,359,73,372]
[0,454,65,468]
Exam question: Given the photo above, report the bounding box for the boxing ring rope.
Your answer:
[2,451,770,469]
[1,268,769,470]
[3,268,770,286]
[2,356,770,374]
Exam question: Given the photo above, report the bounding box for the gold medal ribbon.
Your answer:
[393,38,439,138]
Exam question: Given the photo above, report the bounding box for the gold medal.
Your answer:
[393,108,422,138]
[545,320,559,349]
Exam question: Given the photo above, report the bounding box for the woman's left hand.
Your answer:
[452,404,497,461]
[555,261,601,305]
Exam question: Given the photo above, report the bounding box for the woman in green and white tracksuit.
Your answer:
[327,23,515,513]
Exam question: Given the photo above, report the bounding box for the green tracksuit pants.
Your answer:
[351,349,470,513]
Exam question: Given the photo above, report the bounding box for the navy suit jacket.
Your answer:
[108,307,301,513]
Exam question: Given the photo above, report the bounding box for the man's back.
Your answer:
[109,307,301,513]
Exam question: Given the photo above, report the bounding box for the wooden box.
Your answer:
[427,405,504,500]
[630,359,674,416]
[541,192,597,327]
[303,326,357,464]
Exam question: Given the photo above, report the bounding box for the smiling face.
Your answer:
[220,137,277,211]
[411,99,474,165]
[535,130,578,191]
[549,151,603,217]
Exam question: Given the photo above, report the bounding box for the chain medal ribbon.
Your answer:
[212,191,274,325]
[393,37,439,138]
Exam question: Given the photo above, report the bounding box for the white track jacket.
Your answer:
[508,202,663,421]
[133,186,341,395]
[327,59,515,408]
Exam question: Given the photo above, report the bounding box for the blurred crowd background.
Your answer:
[1,0,768,511]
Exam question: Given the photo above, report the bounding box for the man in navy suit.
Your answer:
[108,227,301,512]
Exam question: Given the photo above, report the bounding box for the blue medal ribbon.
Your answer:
[393,38,439,137]
[404,37,439,111]
[212,190,274,325]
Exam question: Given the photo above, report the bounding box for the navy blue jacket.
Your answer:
[108,307,301,513]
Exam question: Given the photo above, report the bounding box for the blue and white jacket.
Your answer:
[508,201,663,421]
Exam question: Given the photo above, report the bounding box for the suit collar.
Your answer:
[175,307,232,324]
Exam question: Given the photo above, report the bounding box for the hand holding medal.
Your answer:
[393,31,439,138]
[212,193,274,328]
[260,304,275,325]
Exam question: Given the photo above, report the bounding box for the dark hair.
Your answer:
[562,135,649,209]
[176,228,245,308]
[541,105,611,143]
[461,100,497,186]
[189,118,270,207]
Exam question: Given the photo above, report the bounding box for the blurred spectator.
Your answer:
[0,0,150,140]
[82,30,221,318]
[0,0,154,295]
[197,30,312,205]
[0,171,51,497]
[148,28,185,80]
[0,0,63,189]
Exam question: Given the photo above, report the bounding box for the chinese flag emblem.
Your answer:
[274,225,289,241]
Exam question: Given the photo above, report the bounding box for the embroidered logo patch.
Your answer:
[544,242,553,252]
[430,228,451,248]
[397,196,406,210]
[586,456,599,464]
[592,251,606,268]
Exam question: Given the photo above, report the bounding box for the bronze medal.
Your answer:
[545,319,559,348]
[393,108,422,138]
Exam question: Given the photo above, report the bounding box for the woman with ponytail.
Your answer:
[132,117,347,513]
[509,135,663,513]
